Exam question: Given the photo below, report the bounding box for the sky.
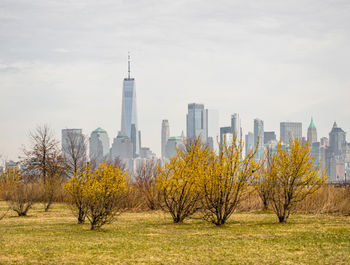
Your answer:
[1,0,350,161]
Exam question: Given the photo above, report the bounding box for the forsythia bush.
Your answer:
[200,139,261,225]
[157,139,211,223]
[65,163,130,230]
[264,140,327,223]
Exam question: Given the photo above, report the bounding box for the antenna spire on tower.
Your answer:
[128,52,131,79]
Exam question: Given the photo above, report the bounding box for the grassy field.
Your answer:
[0,202,349,264]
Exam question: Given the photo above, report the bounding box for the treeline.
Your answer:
[0,125,349,230]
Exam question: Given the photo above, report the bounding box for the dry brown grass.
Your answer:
[237,185,350,216]
[296,186,350,215]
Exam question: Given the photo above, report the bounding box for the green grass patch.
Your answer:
[0,202,349,264]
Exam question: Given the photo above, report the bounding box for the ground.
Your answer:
[0,203,349,264]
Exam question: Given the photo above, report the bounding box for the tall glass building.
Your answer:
[254,118,264,160]
[231,113,241,140]
[120,55,140,157]
[186,103,208,143]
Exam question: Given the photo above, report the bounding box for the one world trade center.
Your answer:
[120,54,140,157]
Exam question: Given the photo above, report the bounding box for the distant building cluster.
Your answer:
[61,55,157,175]
[3,56,348,183]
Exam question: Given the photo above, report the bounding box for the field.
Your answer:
[0,202,349,265]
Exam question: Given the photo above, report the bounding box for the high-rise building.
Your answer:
[264,131,276,144]
[329,122,346,156]
[307,117,317,144]
[311,142,321,167]
[245,132,254,156]
[110,132,133,160]
[326,122,347,182]
[280,122,302,144]
[186,103,208,143]
[254,119,264,160]
[140,147,156,160]
[89,127,110,164]
[231,113,241,140]
[165,136,185,159]
[220,126,231,146]
[320,137,329,147]
[161,120,170,158]
[120,54,140,157]
[231,113,242,140]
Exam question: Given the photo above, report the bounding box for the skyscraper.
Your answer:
[264,131,276,144]
[231,113,241,140]
[307,117,317,144]
[186,103,208,143]
[220,126,231,146]
[245,132,254,157]
[329,122,346,156]
[254,119,264,160]
[280,122,302,144]
[326,122,347,182]
[165,136,185,159]
[120,54,140,157]
[110,132,133,160]
[161,120,170,158]
[89,127,110,164]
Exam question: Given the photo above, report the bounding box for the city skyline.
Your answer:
[1,0,350,160]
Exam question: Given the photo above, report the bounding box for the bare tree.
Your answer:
[22,125,63,211]
[255,149,273,210]
[1,167,41,216]
[134,160,159,210]
[106,157,126,172]
[62,130,87,176]
[22,125,59,183]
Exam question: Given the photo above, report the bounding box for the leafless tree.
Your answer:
[21,125,64,211]
[255,149,273,210]
[62,130,87,176]
[106,157,126,172]
[22,125,59,183]
[134,160,159,210]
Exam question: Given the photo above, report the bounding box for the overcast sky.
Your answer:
[1,0,350,160]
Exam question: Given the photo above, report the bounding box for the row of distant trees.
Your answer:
[0,125,328,230]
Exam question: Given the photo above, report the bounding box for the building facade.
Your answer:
[326,122,347,182]
[89,127,110,164]
[307,117,317,144]
[280,122,302,144]
[264,131,276,144]
[120,55,140,157]
[231,113,241,140]
[254,119,264,160]
[110,132,133,160]
[161,120,170,158]
[245,132,254,157]
[186,103,208,143]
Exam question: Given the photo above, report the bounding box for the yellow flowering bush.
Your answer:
[157,138,211,223]
[65,163,130,230]
[265,140,327,223]
[200,139,261,225]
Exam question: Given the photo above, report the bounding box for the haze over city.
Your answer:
[1,0,350,160]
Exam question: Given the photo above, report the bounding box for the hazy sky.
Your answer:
[1,0,350,160]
